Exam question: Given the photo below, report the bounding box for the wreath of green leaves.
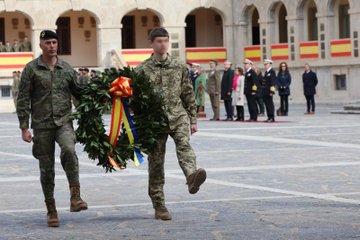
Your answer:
[72,67,168,172]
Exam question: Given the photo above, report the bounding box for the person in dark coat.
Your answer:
[302,63,318,114]
[261,59,276,122]
[254,66,265,117]
[221,60,234,120]
[276,62,291,116]
[243,59,258,121]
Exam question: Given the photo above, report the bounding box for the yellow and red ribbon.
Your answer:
[107,76,144,169]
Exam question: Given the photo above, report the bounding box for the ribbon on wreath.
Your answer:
[107,76,144,169]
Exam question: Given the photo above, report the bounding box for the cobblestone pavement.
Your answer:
[1,103,360,240]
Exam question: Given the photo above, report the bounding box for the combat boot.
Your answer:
[70,184,88,212]
[187,168,207,194]
[155,206,172,220]
[45,198,59,227]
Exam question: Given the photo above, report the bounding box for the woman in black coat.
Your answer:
[276,62,291,116]
[302,63,318,114]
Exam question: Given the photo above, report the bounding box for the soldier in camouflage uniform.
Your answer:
[136,27,206,221]
[12,71,20,110]
[16,30,87,227]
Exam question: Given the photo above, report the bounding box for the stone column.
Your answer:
[237,21,249,63]
[259,20,275,60]
[97,25,122,67]
[223,23,235,64]
[317,14,334,59]
[286,17,302,63]
[162,24,186,61]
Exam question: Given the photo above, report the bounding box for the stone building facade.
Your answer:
[0,0,359,111]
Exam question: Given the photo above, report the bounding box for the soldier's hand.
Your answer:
[190,124,198,135]
[21,128,32,143]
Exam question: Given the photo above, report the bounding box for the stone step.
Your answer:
[331,110,360,115]
[344,105,360,111]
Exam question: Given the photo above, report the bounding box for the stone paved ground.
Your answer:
[1,103,360,240]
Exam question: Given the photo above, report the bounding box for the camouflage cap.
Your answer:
[40,30,58,40]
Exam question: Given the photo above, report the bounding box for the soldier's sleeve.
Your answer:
[69,69,85,101]
[251,71,258,94]
[228,70,234,93]
[270,70,276,93]
[215,71,221,93]
[180,66,197,124]
[16,66,32,129]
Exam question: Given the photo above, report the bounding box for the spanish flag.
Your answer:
[331,39,352,57]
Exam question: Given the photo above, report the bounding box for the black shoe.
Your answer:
[227,118,233,121]
[266,119,275,122]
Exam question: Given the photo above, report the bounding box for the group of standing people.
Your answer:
[0,37,32,52]
[203,59,318,122]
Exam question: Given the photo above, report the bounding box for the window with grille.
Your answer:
[1,86,11,97]
[335,74,346,90]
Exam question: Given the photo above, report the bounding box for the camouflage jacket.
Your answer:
[17,56,83,129]
[136,54,197,129]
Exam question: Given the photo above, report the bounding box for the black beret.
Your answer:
[40,30,58,40]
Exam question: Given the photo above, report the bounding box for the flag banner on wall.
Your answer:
[300,41,319,59]
[244,45,261,62]
[331,39,352,57]
[271,44,289,61]
[0,53,33,69]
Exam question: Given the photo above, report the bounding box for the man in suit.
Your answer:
[221,60,234,120]
[302,63,318,114]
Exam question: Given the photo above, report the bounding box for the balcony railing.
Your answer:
[244,45,261,62]
[331,39,352,57]
[121,49,153,67]
[271,44,289,61]
[185,47,226,64]
[0,52,33,69]
[299,41,319,59]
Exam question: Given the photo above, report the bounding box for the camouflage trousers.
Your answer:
[148,123,197,208]
[32,122,80,201]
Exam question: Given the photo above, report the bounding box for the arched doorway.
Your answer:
[0,11,33,51]
[306,0,318,41]
[278,4,288,43]
[251,7,260,45]
[329,0,350,39]
[269,2,288,43]
[121,10,162,49]
[185,8,223,47]
[297,0,318,41]
[56,10,98,67]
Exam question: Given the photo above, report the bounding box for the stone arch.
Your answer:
[56,9,99,66]
[241,4,261,46]
[297,0,318,41]
[268,1,288,43]
[184,7,224,47]
[0,10,34,50]
[328,0,350,39]
[121,8,164,49]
